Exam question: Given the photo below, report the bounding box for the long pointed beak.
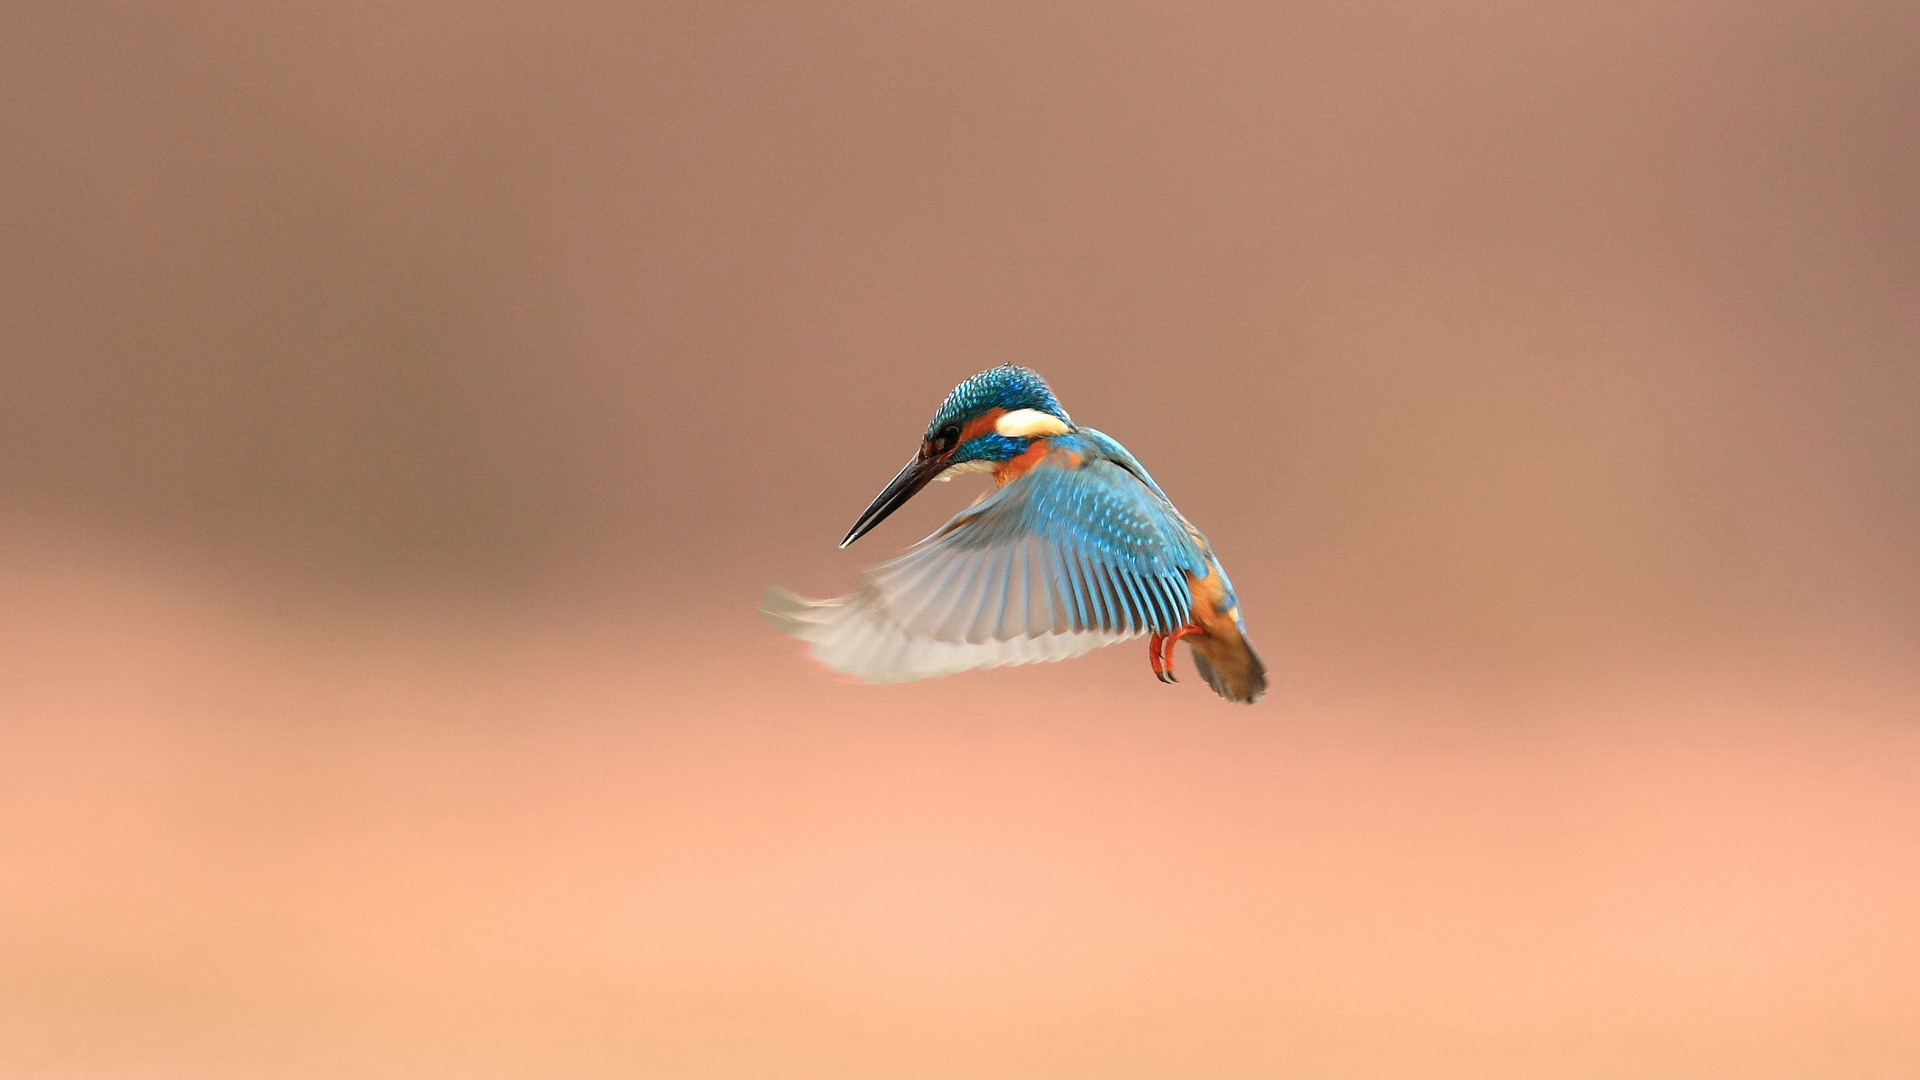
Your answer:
[841,455,943,547]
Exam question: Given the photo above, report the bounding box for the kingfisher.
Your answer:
[763,365,1267,703]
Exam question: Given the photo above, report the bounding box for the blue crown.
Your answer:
[927,365,1067,433]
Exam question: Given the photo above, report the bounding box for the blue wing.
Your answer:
[765,449,1208,683]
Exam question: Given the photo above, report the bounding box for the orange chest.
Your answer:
[992,441,1082,486]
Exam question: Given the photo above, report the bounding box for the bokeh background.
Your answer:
[4,2,1918,1076]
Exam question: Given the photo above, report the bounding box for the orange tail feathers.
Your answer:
[1187,626,1268,704]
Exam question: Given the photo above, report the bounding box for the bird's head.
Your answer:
[841,365,1073,547]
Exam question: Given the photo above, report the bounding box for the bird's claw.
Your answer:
[1149,626,1203,686]
[1149,633,1180,683]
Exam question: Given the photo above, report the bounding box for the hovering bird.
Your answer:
[763,365,1266,703]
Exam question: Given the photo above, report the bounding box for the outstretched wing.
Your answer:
[765,451,1206,684]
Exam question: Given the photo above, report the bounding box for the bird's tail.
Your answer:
[1188,625,1268,704]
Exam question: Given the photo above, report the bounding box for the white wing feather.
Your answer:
[765,455,1203,685]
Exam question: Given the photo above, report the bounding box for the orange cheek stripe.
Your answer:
[957,409,1006,444]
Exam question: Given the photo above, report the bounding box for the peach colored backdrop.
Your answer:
[3,2,1916,1076]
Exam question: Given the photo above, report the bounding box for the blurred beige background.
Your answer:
[3,2,1917,1077]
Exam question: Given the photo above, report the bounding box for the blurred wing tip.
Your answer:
[760,583,801,620]
[761,584,840,634]
[764,581,1138,685]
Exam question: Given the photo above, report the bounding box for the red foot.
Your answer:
[1148,626,1202,684]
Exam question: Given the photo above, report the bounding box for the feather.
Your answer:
[765,445,1210,683]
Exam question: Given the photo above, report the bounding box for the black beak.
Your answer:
[841,454,944,547]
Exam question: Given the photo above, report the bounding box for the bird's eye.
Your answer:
[930,425,961,454]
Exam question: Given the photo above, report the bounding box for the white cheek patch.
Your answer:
[935,460,997,481]
[994,408,1070,438]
